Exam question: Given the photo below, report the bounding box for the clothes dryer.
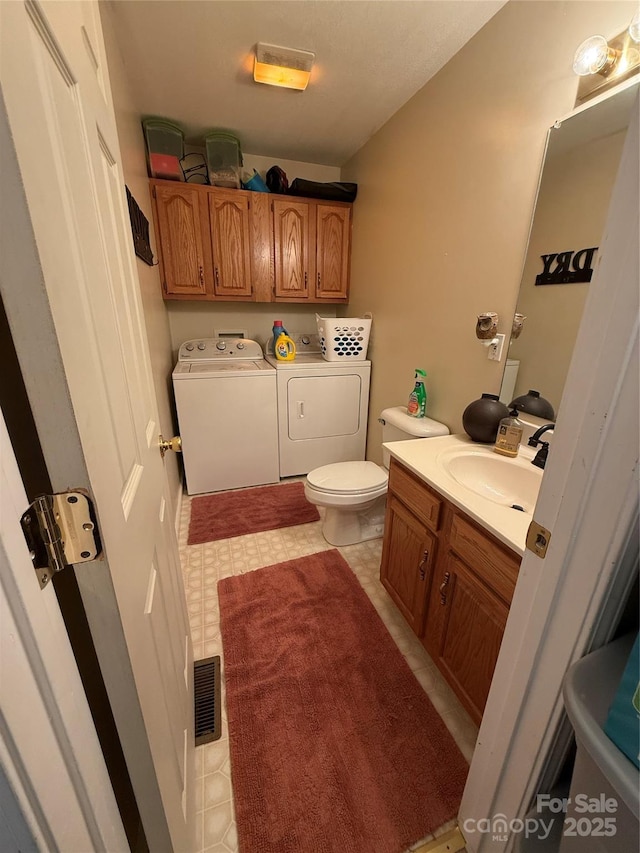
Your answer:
[265,334,371,477]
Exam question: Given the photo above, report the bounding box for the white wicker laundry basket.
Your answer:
[316,315,372,361]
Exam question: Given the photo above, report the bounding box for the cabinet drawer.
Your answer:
[388,460,442,532]
[449,513,520,604]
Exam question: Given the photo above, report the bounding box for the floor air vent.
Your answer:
[194,656,222,745]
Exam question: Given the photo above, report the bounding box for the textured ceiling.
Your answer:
[109,0,506,166]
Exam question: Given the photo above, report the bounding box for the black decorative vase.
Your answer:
[462,393,509,443]
[509,389,555,420]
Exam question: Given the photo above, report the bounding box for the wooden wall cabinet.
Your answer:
[266,196,352,302]
[315,204,351,300]
[273,198,311,299]
[152,184,210,297]
[150,179,352,303]
[208,191,252,298]
[380,458,521,724]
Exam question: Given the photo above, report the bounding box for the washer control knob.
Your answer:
[301,335,311,345]
[197,342,206,351]
[185,343,195,352]
[236,341,245,350]
[215,341,226,351]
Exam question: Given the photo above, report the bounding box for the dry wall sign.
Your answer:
[535,247,598,285]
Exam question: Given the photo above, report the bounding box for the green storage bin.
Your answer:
[142,118,184,181]
[205,131,242,188]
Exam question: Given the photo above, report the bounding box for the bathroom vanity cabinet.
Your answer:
[150,179,351,303]
[380,458,521,724]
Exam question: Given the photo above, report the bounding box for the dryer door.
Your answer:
[287,375,361,439]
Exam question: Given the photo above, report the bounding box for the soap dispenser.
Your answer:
[494,407,523,457]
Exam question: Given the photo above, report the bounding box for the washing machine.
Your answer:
[173,338,279,495]
[265,333,371,477]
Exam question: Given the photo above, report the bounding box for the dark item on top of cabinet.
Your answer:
[462,393,509,443]
[266,166,289,194]
[125,187,154,266]
[180,153,209,185]
[289,179,358,203]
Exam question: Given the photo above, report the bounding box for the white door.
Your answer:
[0,408,128,852]
[0,2,193,850]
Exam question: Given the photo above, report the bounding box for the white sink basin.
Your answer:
[439,446,543,513]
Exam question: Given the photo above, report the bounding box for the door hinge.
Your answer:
[21,491,101,589]
[526,520,552,558]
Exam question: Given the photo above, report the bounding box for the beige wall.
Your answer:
[342,0,636,464]
[167,302,336,357]
[510,128,626,413]
[100,4,183,518]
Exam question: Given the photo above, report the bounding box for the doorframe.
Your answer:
[459,97,639,851]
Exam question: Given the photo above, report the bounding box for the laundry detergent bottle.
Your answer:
[274,332,296,362]
[407,369,427,417]
[272,320,289,352]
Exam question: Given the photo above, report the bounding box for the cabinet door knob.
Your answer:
[439,572,451,605]
[418,550,429,581]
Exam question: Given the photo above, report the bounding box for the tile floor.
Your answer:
[178,484,478,853]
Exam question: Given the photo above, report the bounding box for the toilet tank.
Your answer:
[379,407,449,468]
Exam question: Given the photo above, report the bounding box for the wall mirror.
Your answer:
[499,80,639,419]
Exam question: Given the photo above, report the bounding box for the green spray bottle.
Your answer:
[407,369,427,417]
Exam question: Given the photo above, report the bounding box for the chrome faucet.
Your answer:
[528,424,555,469]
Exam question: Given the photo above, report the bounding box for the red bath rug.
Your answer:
[218,548,469,853]
[187,481,319,545]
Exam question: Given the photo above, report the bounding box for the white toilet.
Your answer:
[304,406,449,546]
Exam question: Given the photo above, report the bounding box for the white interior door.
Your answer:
[0,407,127,852]
[0,2,193,850]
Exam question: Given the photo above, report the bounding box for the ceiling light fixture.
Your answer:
[253,43,315,91]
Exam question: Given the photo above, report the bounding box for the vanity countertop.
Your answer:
[384,433,541,556]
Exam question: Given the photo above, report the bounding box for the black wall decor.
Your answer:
[535,247,598,285]
[126,186,154,265]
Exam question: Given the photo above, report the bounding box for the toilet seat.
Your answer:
[306,461,388,496]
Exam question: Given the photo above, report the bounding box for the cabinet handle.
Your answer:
[418,550,429,581]
[199,266,204,286]
[439,572,451,606]
[304,271,308,288]
[214,267,220,287]
[317,272,321,290]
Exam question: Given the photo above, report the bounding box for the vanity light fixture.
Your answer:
[253,43,315,91]
[573,18,640,103]
[573,35,620,77]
